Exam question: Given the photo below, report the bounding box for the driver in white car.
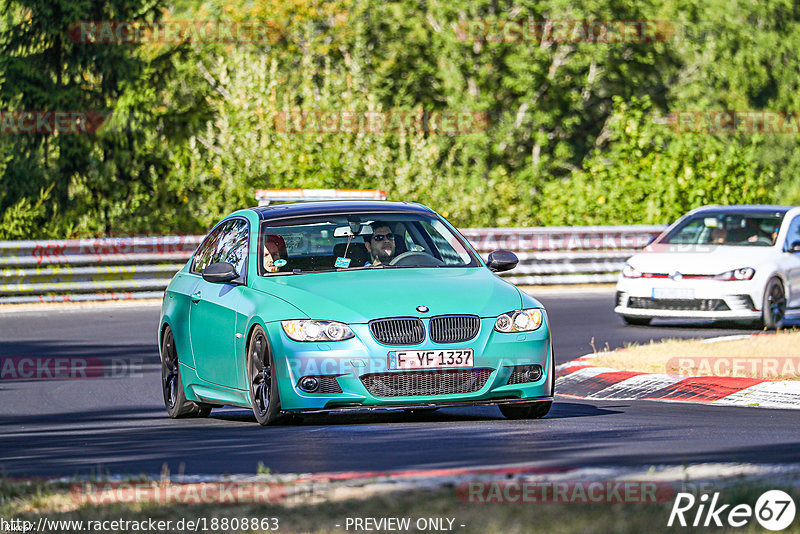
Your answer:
[364,222,397,266]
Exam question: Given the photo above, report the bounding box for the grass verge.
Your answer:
[589,330,800,379]
[1,476,799,533]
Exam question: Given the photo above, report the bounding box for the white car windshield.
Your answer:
[258,212,480,275]
[661,212,784,247]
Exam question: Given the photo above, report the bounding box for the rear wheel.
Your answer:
[761,278,786,330]
[247,325,284,425]
[622,315,652,326]
[161,326,212,418]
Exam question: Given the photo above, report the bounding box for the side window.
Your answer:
[421,220,472,265]
[213,219,249,281]
[665,218,706,244]
[786,216,800,251]
[191,225,225,274]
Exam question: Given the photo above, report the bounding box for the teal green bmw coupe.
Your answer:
[159,201,554,425]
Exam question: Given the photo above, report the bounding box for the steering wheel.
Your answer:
[389,251,445,267]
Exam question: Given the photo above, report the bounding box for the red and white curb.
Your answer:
[556,337,800,410]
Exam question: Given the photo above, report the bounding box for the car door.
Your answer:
[783,215,800,309]
[189,218,249,389]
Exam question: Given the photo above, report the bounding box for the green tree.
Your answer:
[0,0,209,236]
[540,97,772,225]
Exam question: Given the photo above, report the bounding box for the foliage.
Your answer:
[0,185,55,240]
[540,97,772,225]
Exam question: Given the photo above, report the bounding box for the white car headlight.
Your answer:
[622,263,642,278]
[494,309,543,333]
[281,320,354,342]
[713,268,755,281]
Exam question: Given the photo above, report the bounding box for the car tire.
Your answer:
[247,325,284,426]
[761,277,787,330]
[499,348,555,420]
[622,315,652,326]
[161,326,213,418]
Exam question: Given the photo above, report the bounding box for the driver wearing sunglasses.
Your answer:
[363,223,397,266]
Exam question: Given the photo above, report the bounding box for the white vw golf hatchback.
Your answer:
[615,205,800,328]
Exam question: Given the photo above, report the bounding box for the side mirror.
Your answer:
[486,250,519,273]
[790,240,800,253]
[202,262,239,284]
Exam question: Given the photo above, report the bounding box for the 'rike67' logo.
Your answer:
[668,490,796,530]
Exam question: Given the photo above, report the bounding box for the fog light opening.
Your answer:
[299,376,320,393]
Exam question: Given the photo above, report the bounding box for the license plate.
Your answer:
[387,349,474,370]
[652,288,695,299]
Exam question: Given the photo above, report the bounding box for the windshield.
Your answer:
[661,212,784,247]
[258,212,480,275]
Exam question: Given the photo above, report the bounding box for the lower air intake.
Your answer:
[361,368,493,397]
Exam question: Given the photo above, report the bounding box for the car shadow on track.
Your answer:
[625,317,800,330]
[543,401,623,419]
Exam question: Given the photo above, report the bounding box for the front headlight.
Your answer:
[494,309,544,333]
[713,267,755,281]
[281,320,355,342]
[621,263,642,278]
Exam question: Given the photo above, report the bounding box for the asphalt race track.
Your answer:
[1,289,799,478]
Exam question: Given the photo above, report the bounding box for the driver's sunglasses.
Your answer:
[371,233,395,242]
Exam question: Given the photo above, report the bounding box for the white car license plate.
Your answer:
[652,288,695,299]
[387,349,474,370]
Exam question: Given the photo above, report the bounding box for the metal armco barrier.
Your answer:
[459,226,665,285]
[0,226,666,304]
[0,236,202,304]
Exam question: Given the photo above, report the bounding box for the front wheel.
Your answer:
[500,348,555,420]
[161,326,212,418]
[622,315,652,326]
[247,325,284,425]
[761,277,786,330]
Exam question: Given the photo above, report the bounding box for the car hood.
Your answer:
[629,246,776,275]
[250,268,529,323]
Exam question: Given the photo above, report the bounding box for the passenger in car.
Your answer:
[710,227,728,244]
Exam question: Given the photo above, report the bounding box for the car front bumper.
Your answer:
[614,277,762,320]
[280,396,554,414]
[267,318,554,412]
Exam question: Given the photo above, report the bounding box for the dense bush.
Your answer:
[0,0,796,236]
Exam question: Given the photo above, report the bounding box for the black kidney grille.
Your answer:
[429,315,480,343]
[361,368,493,397]
[369,317,425,345]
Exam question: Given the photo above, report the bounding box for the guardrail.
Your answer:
[0,226,665,304]
[460,226,664,285]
